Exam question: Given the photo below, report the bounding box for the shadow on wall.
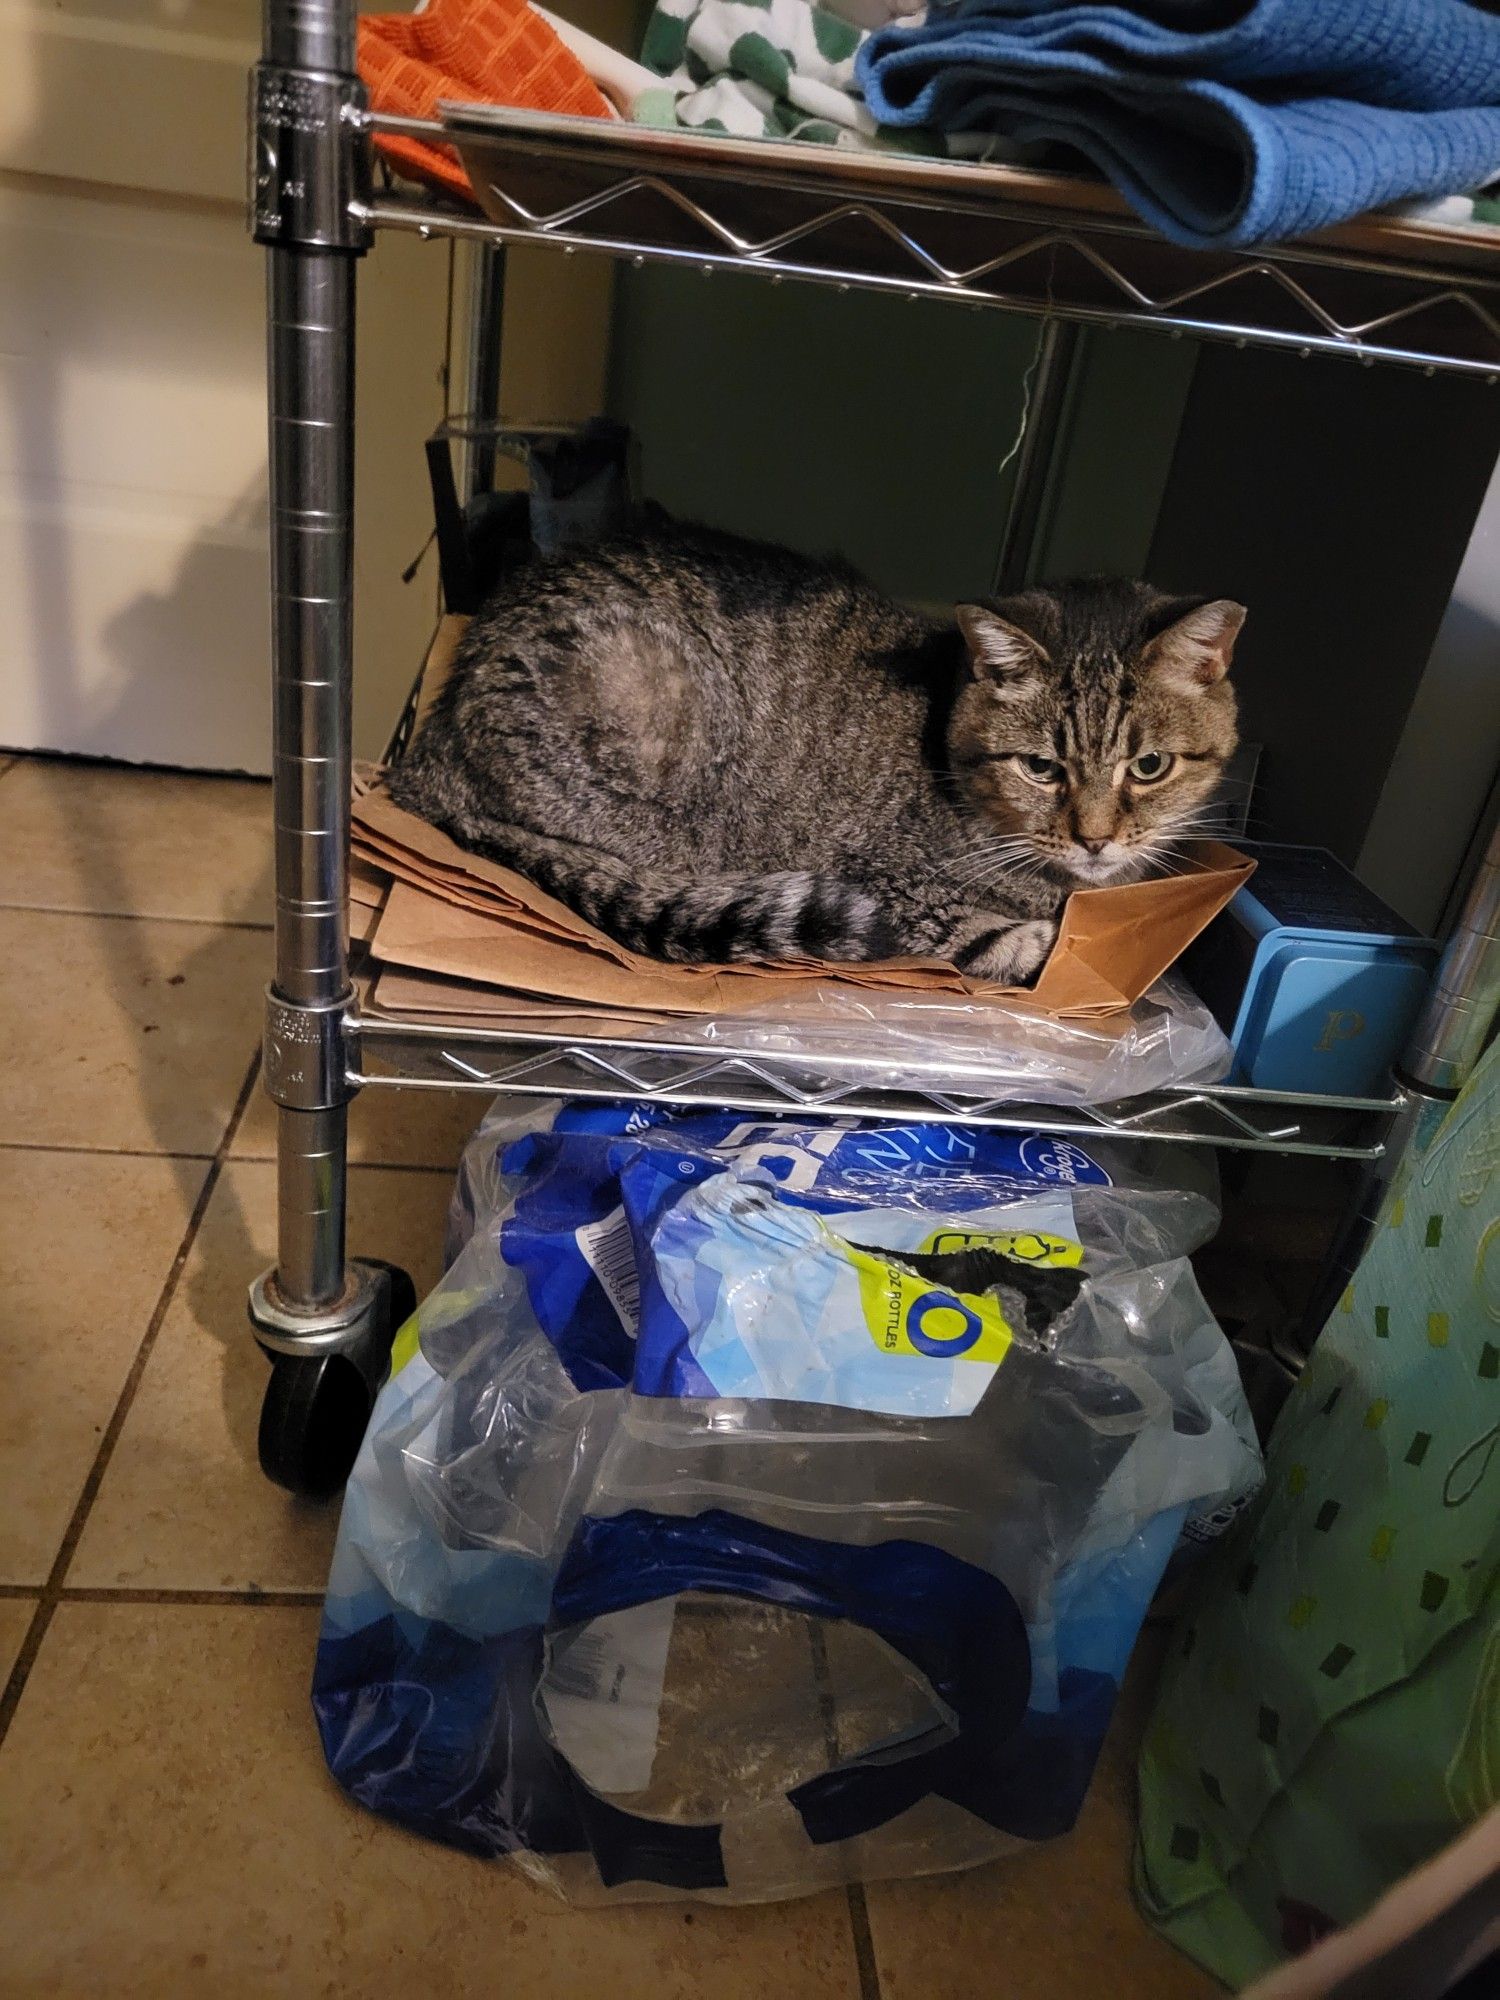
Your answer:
[2,145,276,770]
[5,191,271,1459]
[98,484,275,770]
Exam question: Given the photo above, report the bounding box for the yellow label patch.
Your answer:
[847,1227,1081,1366]
[387,1310,422,1378]
[919,1225,1083,1270]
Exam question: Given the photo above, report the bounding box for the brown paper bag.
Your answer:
[354,788,962,986]
[367,965,679,1041]
[363,836,1252,1021]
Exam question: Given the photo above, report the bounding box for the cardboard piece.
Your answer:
[356,801,1252,1021]
[1029,846,1257,1012]
[367,964,675,1040]
[350,856,389,908]
[348,851,389,946]
[354,788,961,986]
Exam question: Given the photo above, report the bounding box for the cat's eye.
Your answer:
[1015,753,1065,786]
[1127,751,1174,783]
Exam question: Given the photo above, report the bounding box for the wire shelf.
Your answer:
[359,105,1500,377]
[354,1013,1403,1157]
[349,104,1444,1165]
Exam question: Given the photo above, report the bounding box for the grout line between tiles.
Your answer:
[845,1883,884,2000]
[0,1141,217,1163]
[0,1585,323,1607]
[0,1046,264,1749]
[0,902,273,933]
[233,1148,467,1176]
[54,1587,325,1608]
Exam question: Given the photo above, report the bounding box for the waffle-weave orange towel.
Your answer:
[359,0,611,202]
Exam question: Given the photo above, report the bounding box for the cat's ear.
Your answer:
[1144,598,1246,690]
[955,605,1049,691]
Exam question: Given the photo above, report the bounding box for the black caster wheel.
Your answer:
[253,1259,419,1500]
[258,1352,373,1500]
[365,1258,419,1341]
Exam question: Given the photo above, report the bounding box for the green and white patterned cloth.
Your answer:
[1135,1033,1500,1988]
[638,0,951,151]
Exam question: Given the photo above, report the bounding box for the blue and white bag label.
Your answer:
[636,1173,1084,1419]
[501,1109,1107,1409]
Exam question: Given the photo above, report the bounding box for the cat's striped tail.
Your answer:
[414,813,894,966]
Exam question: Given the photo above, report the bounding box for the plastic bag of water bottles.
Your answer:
[314,1098,1261,1904]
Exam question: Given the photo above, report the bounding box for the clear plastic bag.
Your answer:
[316,1098,1262,1905]
[675,975,1232,1107]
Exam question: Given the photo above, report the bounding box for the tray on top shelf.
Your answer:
[360,104,1500,376]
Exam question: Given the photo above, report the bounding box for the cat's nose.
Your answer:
[1077,836,1109,855]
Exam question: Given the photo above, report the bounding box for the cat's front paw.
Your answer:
[960,915,1059,987]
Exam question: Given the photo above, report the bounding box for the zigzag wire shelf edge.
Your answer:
[475,170,1500,349]
[367,193,1498,376]
[359,111,1500,375]
[353,1019,1403,1157]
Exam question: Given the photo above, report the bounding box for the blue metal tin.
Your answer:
[1182,845,1438,1096]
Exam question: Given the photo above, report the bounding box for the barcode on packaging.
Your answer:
[541,1601,677,1795]
[575,1206,641,1333]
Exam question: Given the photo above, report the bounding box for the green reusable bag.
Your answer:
[1135,1035,1500,1990]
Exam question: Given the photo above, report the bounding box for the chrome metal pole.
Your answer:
[264,0,349,69]
[268,246,355,1019]
[992,318,1082,592]
[462,243,507,500]
[255,0,367,1313]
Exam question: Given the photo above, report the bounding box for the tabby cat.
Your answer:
[390,522,1243,984]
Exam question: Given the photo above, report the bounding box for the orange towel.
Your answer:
[359,0,611,203]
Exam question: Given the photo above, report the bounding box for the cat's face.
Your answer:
[948,579,1243,889]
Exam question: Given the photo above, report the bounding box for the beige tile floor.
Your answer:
[0,754,1220,1999]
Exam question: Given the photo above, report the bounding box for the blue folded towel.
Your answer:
[858,0,1500,247]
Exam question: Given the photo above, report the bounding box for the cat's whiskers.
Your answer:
[945,839,1047,891]
[947,828,1038,863]
[947,863,1035,894]
[1126,807,1233,879]
[1161,807,1231,837]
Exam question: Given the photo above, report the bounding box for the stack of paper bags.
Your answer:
[353,618,1254,1040]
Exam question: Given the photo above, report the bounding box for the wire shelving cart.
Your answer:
[247,0,1500,1495]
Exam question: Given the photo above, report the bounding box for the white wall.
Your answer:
[0,0,449,771]
[1358,450,1500,934]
